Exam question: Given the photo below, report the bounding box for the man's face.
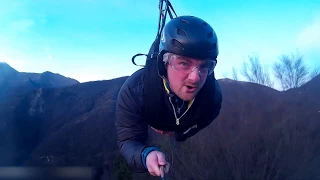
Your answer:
[166,54,214,101]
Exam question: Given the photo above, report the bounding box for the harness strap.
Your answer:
[132,0,178,67]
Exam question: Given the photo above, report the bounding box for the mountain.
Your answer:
[0,62,79,103]
[0,76,131,179]
[281,74,320,139]
[0,72,319,179]
[0,62,18,77]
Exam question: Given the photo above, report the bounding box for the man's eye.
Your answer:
[179,62,188,66]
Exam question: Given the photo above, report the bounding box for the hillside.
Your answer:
[0,62,79,103]
[0,72,319,179]
[169,76,320,180]
[0,77,127,165]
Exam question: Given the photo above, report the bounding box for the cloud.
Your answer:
[0,1,23,18]
[45,47,53,61]
[10,19,34,32]
[0,50,27,71]
[0,39,55,73]
[296,17,320,51]
[0,37,25,69]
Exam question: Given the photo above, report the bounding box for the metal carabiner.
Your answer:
[160,166,166,180]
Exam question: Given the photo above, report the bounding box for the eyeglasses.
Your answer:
[167,54,216,76]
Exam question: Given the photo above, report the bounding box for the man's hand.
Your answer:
[146,151,170,177]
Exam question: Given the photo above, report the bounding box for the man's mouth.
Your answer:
[185,85,197,91]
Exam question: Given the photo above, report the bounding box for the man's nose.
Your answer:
[188,67,201,82]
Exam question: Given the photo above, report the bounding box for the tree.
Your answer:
[272,52,309,91]
[310,67,320,80]
[232,67,239,81]
[221,67,239,81]
[241,54,274,88]
[222,72,229,79]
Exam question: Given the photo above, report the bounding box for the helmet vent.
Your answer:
[177,28,187,36]
[207,32,213,38]
[180,19,189,24]
[171,39,184,50]
[202,22,208,26]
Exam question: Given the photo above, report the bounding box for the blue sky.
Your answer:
[1,0,319,86]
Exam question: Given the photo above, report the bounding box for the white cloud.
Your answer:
[60,60,141,83]
[0,1,23,19]
[10,19,34,32]
[296,17,320,51]
[45,47,53,61]
[0,37,25,70]
[0,50,27,71]
[0,39,56,73]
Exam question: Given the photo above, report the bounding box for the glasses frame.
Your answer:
[166,54,216,76]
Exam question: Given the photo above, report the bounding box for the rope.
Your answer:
[131,0,177,67]
[157,0,178,38]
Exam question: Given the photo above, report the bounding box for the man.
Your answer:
[115,15,222,177]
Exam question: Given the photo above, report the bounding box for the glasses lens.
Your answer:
[169,55,216,75]
[170,56,192,73]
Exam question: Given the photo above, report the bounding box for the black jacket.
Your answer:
[115,67,222,173]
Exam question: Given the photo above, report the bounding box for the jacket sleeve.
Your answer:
[115,76,149,173]
[175,79,223,141]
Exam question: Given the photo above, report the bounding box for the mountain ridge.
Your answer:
[0,62,80,103]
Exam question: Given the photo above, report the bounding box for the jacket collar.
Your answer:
[162,78,195,109]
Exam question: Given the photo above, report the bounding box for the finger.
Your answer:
[165,163,170,173]
[152,167,161,176]
[146,152,163,177]
[150,162,161,176]
[156,152,167,166]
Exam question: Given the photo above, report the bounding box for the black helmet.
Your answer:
[157,15,219,76]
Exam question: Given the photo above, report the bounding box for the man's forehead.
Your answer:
[174,54,210,64]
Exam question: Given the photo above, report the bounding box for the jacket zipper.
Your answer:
[169,96,194,125]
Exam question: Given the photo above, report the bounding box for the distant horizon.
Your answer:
[2,60,319,93]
